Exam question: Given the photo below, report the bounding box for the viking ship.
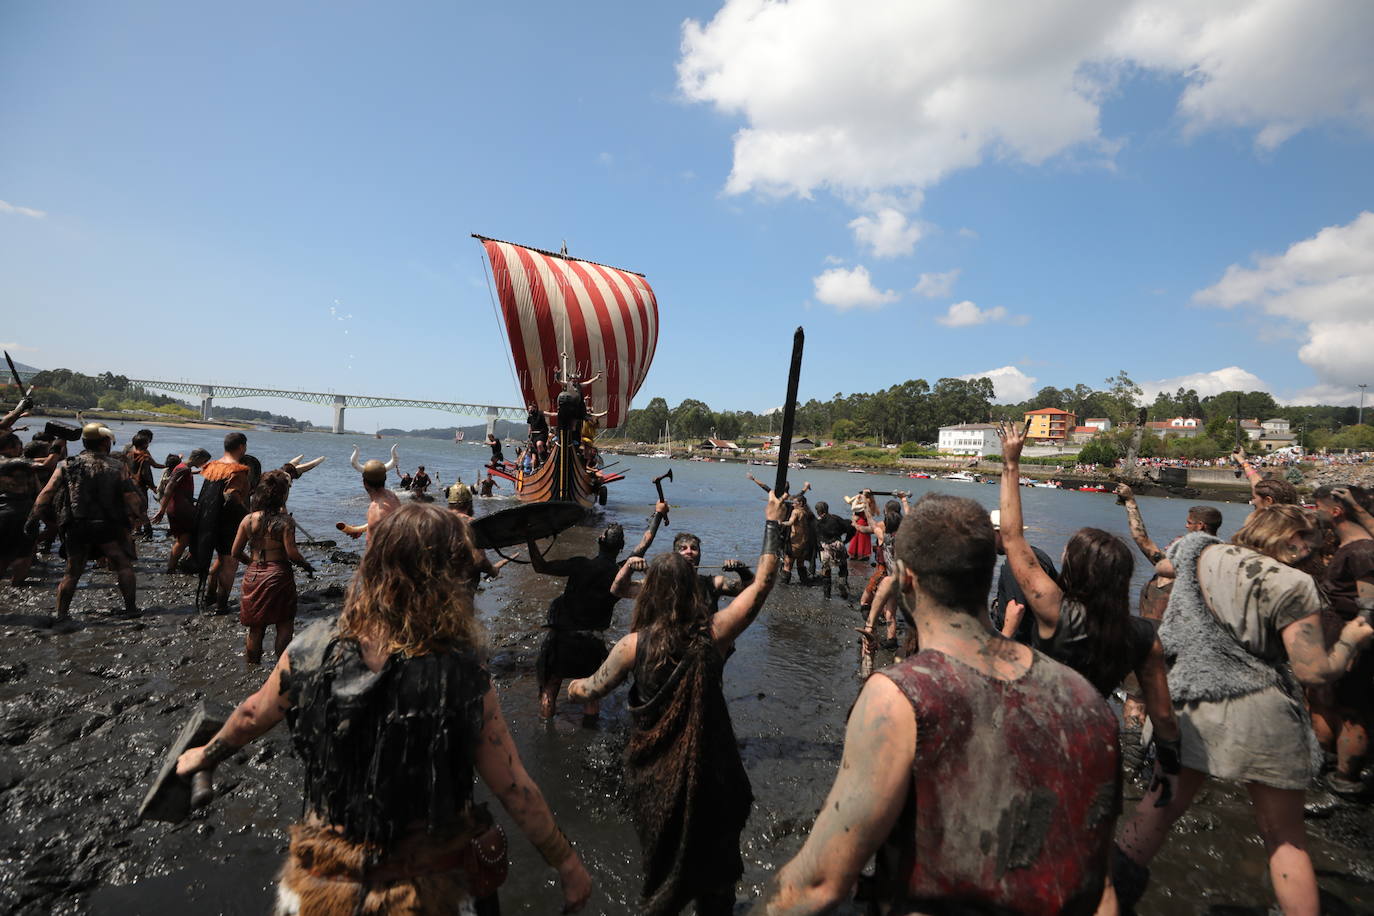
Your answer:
[474,235,658,508]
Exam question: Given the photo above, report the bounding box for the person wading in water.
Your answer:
[336,459,401,544]
[177,504,592,914]
[26,423,143,621]
[231,469,314,665]
[612,531,753,613]
[748,492,1123,914]
[527,500,669,719]
[813,500,855,601]
[568,491,785,915]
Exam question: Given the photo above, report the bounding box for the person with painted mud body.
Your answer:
[0,435,40,586]
[27,423,143,621]
[1309,485,1374,798]
[1112,484,1222,765]
[569,491,785,916]
[1114,505,1374,914]
[527,499,668,719]
[997,422,1180,766]
[153,448,210,574]
[177,504,592,915]
[749,493,1121,914]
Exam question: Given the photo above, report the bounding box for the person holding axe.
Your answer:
[527,498,669,719]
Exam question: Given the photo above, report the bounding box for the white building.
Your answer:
[1262,418,1291,435]
[938,423,1000,456]
[1084,418,1113,432]
[1147,417,1204,439]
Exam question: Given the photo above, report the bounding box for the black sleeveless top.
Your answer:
[283,619,490,850]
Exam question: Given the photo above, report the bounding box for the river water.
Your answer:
[3,421,1371,914]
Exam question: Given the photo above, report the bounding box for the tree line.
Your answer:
[10,369,308,427]
[609,369,1372,456]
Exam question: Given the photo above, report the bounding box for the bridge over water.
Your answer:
[130,380,524,434]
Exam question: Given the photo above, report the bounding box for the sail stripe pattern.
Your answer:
[481,239,658,430]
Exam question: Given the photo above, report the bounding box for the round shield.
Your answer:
[470,500,586,549]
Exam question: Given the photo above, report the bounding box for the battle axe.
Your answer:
[652,469,673,526]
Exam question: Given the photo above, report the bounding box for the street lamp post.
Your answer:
[1360,384,1368,427]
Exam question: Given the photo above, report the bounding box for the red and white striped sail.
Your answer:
[477,236,658,430]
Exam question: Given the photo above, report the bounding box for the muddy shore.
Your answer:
[2,533,1373,914]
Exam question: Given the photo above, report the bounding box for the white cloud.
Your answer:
[1194,212,1374,389]
[914,268,960,298]
[823,254,845,265]
[812,265,898,310]
[848,208,922,258]
[959,365,1038,403]
[935,300,1028,328]
[957,227,979,240]
[679,1,1374,199]
[1281,384,1369,407]
[0,199,46,219]
[1139,366,1271,402]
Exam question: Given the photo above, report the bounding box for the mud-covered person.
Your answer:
[1114,506,1374,913]
[1310,484,1374,798]
[153,448,209,574]
[26,423,142,621]
[0,432,40,585]
[0,392,34,432]
[176,504,592,913]
[813,500,855,600]
[123,429,164,539]
[231,469,314,665]
[1113,484,1222,762]
[612,530,753,612]
[749,493,1123,915]
[527,500,668,719]
[568,491,785,915]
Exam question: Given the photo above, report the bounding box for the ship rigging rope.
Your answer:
[479,249,523,405]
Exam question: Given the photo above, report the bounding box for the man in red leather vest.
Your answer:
[749,492,1121,915]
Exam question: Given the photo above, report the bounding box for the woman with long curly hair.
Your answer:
[230,469,312,664]
[1114,504,1374,913]
[177,503,592,915]
[569,491,786,916]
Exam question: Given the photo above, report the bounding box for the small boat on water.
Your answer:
[907,472,932,479]
[1077,484,1108,492]
[847,468,866,474]
[1032,481,1062,489]
[941,471,979,482]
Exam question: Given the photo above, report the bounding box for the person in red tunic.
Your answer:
[748,493,1121,915]
[152,448,210,573]
[231,469,313,664]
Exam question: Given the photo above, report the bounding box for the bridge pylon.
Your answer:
[486,407,499,438]
[199,385,214,421]
[332,395,347,435]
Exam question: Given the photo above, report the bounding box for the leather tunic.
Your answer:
[875,649,1120,915]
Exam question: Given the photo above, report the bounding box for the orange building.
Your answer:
[1023,407,1076,442]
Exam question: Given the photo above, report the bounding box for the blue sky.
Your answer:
[3,1,1373,428]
